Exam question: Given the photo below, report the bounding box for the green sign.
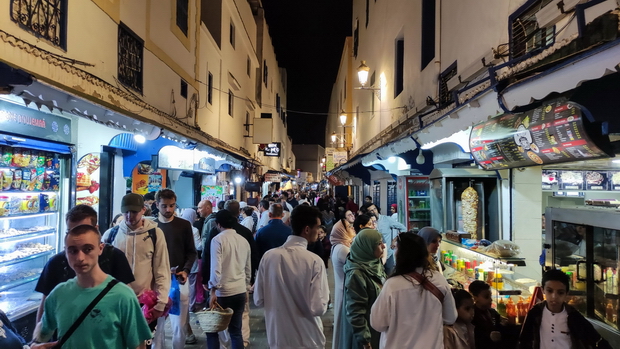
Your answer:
[0,100,72,144]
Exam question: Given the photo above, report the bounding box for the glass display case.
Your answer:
[396,176,431,231]
[545,206,620,347]
[441,238,534,327]
[0,148,65,322]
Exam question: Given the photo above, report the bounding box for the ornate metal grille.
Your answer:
[118,25,143,93]
[438,64,457,107]
[11,0,66,48]
[511,0,555,59]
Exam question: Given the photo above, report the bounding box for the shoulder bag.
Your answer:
[403,272,444,304]
[52,279,119,348]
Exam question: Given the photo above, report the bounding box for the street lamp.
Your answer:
[357,61,370,87]
[339,110,347,126]
[331,132,337,144]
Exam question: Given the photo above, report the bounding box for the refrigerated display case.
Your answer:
[430,168,501,241]
[397,176,431,231]
[545,206,620,347]
[0,144,70,333]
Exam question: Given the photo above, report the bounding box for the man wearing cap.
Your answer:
[102,193,171,349]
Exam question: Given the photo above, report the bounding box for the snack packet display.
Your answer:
[11,148,30,168]
[33,168,44,191]
[0,147,12,167]
[12,170,22,190]
[1,170,13,191]
[40,193,57,212]
[0,196,9,217]
[21,170,32,191]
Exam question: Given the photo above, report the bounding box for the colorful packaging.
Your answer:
[36,153,46,168]
[42,171,51,191]
[41,193,58,212]
[1,170,13,191]
[0,196,9,217]
[9,196,21,215]
[45,153,54,170]
[29,151,39,167]
[12,169,22,190]
[49,170,60,191]
[33,168,44,191]
[12,148,31,168]
[21,169,32,191]
[0,147,12,167]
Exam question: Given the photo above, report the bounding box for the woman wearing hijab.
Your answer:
[417,226,444,274]
[337,229,386,349]
[330,210,358,349]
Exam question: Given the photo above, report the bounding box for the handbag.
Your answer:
[53,279,119,348]
[403,272,445,304]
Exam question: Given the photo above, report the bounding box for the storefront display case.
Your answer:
[441,238,534,326]
[545,206,620,347]
[396,176,431,231]
[430,168,502,241]
[0,145,68,327]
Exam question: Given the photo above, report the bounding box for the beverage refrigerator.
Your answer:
[544,206,620,347]
[396,176,431,232]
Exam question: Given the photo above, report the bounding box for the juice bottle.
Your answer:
[506,298,517,325]
[606,300,614,322]
[497,297,507,317]
[493,273,504,290]
[517,297,526,324]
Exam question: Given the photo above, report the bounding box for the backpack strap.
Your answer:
[105,225,120,244]
[403,272,445,304]
[147,228,157,247]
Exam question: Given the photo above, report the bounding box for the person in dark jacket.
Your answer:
[337,229,386,349]
[519,269,612,349]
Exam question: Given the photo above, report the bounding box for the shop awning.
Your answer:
[500,39,620,111]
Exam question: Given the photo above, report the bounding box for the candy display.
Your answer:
[0,242,54,262]
[0,226,54,238]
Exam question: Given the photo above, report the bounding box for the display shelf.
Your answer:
[0,274,39,292]
[0,212,57,220]
[442,239,527,266]
[444,264,529,296]
[0,250,54,267]
[408,196,429,199]
[0,229,55,243]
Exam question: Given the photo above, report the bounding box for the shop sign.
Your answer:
[201,185,224,208]
[0,100,72,144]
[76,153,101,211]
[131,162,166,195]
[333,151,348,167]
[264,143,281,157]
[193,153,215,174]
[470,100,611,170]
[542,169,620,191]
[158,146,219,173]
[264,173,281,183]
[325,148,335,171]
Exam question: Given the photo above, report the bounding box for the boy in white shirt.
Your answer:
[519,269,611,349]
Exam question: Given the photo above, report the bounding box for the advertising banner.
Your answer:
[76,153,101,210]
[131,162,166,195]
[470,100,611,170]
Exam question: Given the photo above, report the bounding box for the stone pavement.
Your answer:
[163,267,336,348]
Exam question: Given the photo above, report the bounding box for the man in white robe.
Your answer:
[253,205,329,349]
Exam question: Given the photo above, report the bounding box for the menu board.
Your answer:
[470,100,610,170]
[131,162,167,195]
[542,170,620,191]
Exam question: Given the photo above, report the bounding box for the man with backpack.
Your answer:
[102,193,170,348]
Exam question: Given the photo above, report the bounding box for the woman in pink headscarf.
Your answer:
[330,210,358,349]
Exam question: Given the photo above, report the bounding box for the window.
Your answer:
[263,60,268,87]
[207,72,213,105]
[276,94,281,113]
[180,79,188,98]
[370,71,376,117]
[344,79,347,99]
[247,56,251,77]
[228,90,234,116]
[176,0,189,36]
[230,21,235,48]
[438,63,457,106]
[395,39,404,97]
[353,19,359,58]
[118,24,144,93]
[365,0,370,28]
[11,0,67,49]
[421,0,436,70]
[510,0,555,59]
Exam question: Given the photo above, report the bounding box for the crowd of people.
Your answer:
[0,189,614,349]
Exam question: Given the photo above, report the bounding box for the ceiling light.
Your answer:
[388,156,396,163]
[234,177,242,184]
[134,134,146,143]
[613,159,620,164]
[416,150,425,165]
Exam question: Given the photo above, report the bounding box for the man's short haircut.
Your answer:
[66,224,101,242]
[290,205,321,236]
[225,199,241,216]
[468,280,491,296]
[215,210,237,229]
[200,200,213,209]
[282,191,289,198]
[300,193,307,199]
[143,192,156,201]
[65,204,98,226]
[269,203,284,218]
[542,269,570,291]
[155,188,176,202]
[217,201,225,210]
[365,196,372,201]
[242,206,254,217]
[259,200,270,210]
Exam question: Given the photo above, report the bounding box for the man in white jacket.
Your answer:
[102,193,171,349]
[253,205,329,349]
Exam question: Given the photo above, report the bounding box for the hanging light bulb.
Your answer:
[416,149,425,165]
[339,111,347,126]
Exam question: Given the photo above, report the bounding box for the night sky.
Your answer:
[261,0,352,145]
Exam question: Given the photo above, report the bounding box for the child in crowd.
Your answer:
[444,289,476,349]
[469,280,503,349]
[519,269,612,349]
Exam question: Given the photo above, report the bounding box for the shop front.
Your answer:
[0,96,75,337]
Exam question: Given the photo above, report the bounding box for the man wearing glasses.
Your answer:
[361,203,407,275]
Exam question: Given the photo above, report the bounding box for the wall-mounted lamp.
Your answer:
[321,157,326,163]
[331,132,337,144]
[339,110,347,125]
[355,61,381,91]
